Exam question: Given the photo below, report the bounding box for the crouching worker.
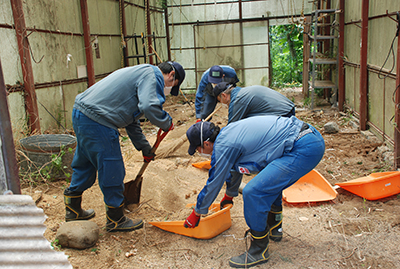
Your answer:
[64,61,185,232]
[183,116,325,268]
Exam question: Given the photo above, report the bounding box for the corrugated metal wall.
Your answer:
[336,0,399,147]
[168,0,315,90]
[0,195,72,268]
[1,0,166,134]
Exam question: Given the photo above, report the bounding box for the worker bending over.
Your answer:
[213,82,295,124]
[184,116,325,268]
[195,65,239,121]
[64,62,185,232]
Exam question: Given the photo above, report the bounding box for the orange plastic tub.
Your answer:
[148,203,232,239]
[335,171,400,200]
[283,169,337,203]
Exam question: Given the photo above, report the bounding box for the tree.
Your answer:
[269,24,303,87]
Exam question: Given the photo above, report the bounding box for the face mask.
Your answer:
[198,152,211,158]
[164,86,172,95]
[164,62,176,96]
[198,121,211,158]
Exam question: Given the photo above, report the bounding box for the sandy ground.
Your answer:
[20,89,400,268]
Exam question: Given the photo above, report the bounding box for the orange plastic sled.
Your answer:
[335,171,400,200]
[148,203,232,239]
[192,160,211,170]
[283,169,337,203]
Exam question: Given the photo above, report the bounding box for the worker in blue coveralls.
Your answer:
[183,116,325,268]
[195,65,239,121]
[209,82,296,242]
[213,82,296,124]
[63,62,185,232]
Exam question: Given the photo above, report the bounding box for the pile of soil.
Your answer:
[21,89,400,268]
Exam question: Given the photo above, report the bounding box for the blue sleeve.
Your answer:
[195,71,210,118]
[222,66,239,83]
[228,87,248,123]
[137,67,172,132]
[125,121,152,155]
[195,143,240,214]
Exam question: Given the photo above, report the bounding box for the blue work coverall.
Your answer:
[228,86,295,123]
[195,115,325,232]
[68,64,172,207]
[195,65,239,120]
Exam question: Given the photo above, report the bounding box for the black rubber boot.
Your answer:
[64,189,95,222]
[228,227,270,268]
[267,204,283,242]
[106,204,143,232]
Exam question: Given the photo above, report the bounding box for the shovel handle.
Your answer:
[152,128,169,152]
[134,128,168,182]
[204,105,222,122]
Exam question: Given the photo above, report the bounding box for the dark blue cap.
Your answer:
[208,65,223,84]
[169,61,186,96]
[213,81,233,97]
[186,121,214,155]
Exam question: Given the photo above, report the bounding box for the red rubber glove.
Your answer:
[168,122,174,132]
[196,119,202,123]
[184,209,200,228]
[220,194,233,210]
[143,152,155,163]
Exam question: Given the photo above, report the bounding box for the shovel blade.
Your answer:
[123,177,143,205]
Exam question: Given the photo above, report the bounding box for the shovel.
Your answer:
[123,128,169,205]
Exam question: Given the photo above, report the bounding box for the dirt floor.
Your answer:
[20,88,400,268]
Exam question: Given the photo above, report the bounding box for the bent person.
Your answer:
[183,116,325,268]
[64,62,185,232]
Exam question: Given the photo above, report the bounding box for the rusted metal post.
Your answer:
[267,19,272,87]
[120,0,129,67]
[10,0,41,134]
[338,0,345,111]
[0,59,21,194]
[238,0,244,83]
[359,0,369,131]
[146,0,153,65]
[302,16,311,97]
[193,25,198,90]
[80,0,95,86]
[394,15,400,168]
[164,7,171,61]
[323,0,331,99]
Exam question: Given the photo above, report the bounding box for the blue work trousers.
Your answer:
[199,92,217,120]
[68,109,125,207]
[242,126,325,232]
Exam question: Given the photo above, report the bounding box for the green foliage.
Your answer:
[269,24,304,88]
[303,97,311,107]
[51,239,61,250]
[157,0,168,9]
[55,104,67,129]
